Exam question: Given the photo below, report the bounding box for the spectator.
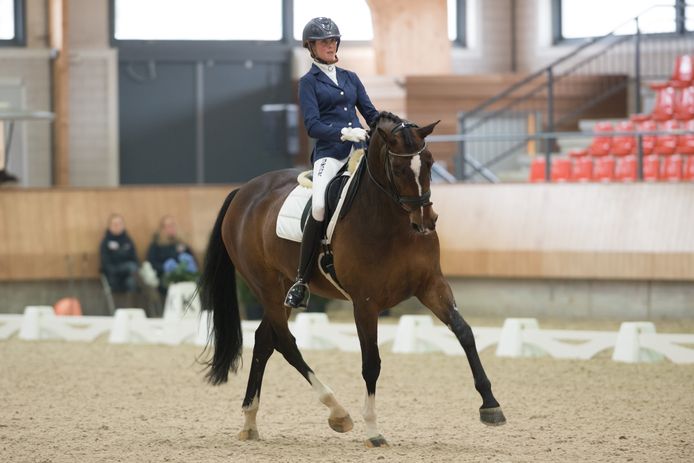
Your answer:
[100,214,139,297]
[146,215,198,294]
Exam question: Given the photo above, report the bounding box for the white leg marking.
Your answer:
[308,372,348,419]
[241,394,259,432]
[362,393,380,439]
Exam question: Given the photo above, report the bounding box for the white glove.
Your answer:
[340,127,368,142]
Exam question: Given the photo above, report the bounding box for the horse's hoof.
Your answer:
[480,406,506,426]
[364,435,389,448]
[238,429,260,441]
[328,414,354,433]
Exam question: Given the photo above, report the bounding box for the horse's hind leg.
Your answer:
[265,306,353,434]
[417,276,506,426]
[238,318,275,441]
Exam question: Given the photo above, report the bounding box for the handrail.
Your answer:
[456,3,694,182]
[430,129,694,143]
[464,4,678,122]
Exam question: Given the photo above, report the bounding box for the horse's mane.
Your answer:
[369,111,420,151]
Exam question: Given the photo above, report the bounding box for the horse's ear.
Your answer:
[417,120,441,139]
[377,127,394,145]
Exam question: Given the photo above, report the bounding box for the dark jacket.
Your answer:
[298,64,379,162]
[146,234,194,277]
[100,230,138,272]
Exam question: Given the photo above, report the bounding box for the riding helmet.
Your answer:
[302,17,341,50]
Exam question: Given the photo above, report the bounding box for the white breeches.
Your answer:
[311,155,349,221]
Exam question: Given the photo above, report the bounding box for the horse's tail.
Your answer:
[199,188,242,385]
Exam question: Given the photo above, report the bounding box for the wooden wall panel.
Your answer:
[367,0,451,76]
[434,183,694,280]
[1,183,692,281]
[0,186,232,281]
[405,74,629,169]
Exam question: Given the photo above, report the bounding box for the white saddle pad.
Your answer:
[276,184,312,243]
[276,152,364,243]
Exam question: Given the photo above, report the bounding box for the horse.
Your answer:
[198,111,505,447]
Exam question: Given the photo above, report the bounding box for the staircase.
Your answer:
[454,5,694,182]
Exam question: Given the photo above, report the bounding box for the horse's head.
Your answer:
[370,112,440,234]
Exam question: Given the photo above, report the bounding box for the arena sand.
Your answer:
[1,325,693,463]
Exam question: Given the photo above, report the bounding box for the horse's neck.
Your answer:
[355,147,409,232]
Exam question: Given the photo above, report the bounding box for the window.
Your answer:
[293,0,464,43]
[0,0,24,45]
[557,0,692,40]
[113,0,282,41]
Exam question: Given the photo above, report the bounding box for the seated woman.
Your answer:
[100,214,139,299]
[146,215,198,295]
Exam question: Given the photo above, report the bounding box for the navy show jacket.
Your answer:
[298,64,379,162]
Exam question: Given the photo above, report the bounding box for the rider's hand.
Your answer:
[340,127,368,142]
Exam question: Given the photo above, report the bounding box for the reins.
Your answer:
[363,122,433,213]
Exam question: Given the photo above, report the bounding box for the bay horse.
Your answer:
[198,111,505,447]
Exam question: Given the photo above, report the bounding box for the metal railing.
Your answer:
[452,4,694,182]
[429,127,694,182]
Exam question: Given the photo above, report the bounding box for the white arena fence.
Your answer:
[0,308,693,364]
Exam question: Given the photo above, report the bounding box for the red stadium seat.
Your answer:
[593,156,615,182]
[570,156,593,182]
[643,154,661,181]
[676,119,694,154]
[671,55,694,86]
[654,119,680,156]
[649,84,676,122]
[551,157,571,182]
[684,156,694,181]
[567,148,588,158]
[529,157,546,182]
[587,121,613,157]
[614,155,638,182]
[611,120,636,156]
[673,86,694,121]
[635,120,657,155]
[662,154,684,182]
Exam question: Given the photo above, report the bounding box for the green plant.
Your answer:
[162,261,200,287]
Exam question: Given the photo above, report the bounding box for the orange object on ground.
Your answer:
[54,297,83,316]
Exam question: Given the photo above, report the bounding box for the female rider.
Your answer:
[284,17,380,309]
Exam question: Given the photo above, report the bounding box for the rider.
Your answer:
[284,17,380,310]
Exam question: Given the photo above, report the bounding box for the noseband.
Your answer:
[365,122,433,213]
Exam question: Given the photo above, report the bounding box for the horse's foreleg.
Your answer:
[354,307,389,448]
[269,316,353,434]
[417,277,506,426]
[238,318,275,441]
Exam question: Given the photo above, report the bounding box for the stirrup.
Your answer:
[284,280,310,310]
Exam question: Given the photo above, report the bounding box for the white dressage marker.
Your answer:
[108,308,149,343]
[293,312,362,352]
[163,282,201,321]
[0,314,22,340]
[496,318,545,358]
[19,306,113,342]
[392,315,439,353]
[612,322,664,363]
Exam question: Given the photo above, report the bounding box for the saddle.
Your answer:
[297,151,365,234]
[275,149,367,299]
[276,149,365,243]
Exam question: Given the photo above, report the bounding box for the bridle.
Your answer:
[365,122,433,213]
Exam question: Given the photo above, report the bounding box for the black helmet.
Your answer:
[302,17,341,50]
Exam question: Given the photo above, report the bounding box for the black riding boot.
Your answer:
[284,216,323,310]
[0,170,18,184]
